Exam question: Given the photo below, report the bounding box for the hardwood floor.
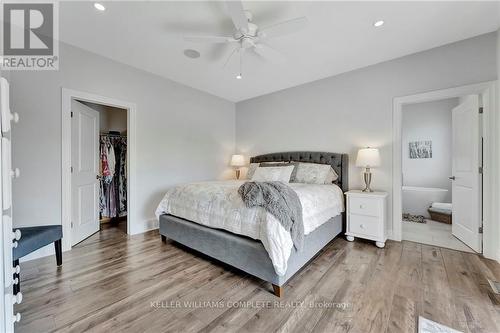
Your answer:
[15,225,500,333]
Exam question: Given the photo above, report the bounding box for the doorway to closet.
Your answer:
[71,100,128,244]
[61,88,137,252]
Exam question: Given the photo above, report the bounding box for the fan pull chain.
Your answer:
[236,48,243,79]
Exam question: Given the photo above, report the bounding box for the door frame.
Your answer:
[61,88,137,252]
[392,81,498,259]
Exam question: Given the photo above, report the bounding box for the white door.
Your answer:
[451,95,481,252]
[71,100,100,245]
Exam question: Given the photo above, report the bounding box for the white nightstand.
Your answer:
[345,190,388,248]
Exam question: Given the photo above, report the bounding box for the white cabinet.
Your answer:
[345,190,388,248]
[1,77,21,333]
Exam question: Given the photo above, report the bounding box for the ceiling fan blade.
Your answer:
[184,35,237,43]
[258,17,308,39]
[225,0,249,33]
[223,46,240,68]
[253,44,286,64]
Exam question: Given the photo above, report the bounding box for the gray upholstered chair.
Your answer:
[12,225,63,294]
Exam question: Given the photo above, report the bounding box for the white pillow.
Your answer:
[292,163,338,184]
[246,163,259,179]
[261,161,285,164]
[247,161,287,179]
[251,165,294,182]
[325,167,339,183]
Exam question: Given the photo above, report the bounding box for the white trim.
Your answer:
[61,88,137,252]
[392,81,499,261]
[142,218,160,233]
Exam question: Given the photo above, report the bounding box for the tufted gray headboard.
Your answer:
[250,151,349,193]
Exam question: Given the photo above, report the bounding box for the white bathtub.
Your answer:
[402,186,449,218]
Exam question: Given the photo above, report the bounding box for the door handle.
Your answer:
[449,176,456,180]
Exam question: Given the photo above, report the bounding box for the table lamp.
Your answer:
[355,148,380,192]
[230,154,245,179]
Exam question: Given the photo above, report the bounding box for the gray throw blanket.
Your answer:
[238,181,304,251]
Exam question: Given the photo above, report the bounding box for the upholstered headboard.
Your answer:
[250,151,349,193]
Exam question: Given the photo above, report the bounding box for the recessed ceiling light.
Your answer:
[94,3,106,11]
[236,74,242,80]
[183,49,200,59]
[373,20,384,27]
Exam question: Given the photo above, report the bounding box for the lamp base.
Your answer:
[235,169,241,179]
[362,168,373,192]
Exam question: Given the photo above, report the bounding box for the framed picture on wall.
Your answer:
[409,140,432,159]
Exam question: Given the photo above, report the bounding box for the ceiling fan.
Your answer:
[184,1,307,78]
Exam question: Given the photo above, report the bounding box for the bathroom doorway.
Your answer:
[394,85,491,253]
[392,82,499,256]
[400,97,475,252]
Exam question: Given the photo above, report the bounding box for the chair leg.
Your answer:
[54,239,62,266]
[13,259,19,294]
[272,284,283,297]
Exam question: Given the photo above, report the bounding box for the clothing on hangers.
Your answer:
[99,134,127,218]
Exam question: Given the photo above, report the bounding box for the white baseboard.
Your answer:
[130,218,159,235]
[387,229,398,241]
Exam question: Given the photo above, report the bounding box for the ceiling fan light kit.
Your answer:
[94,2,105,11]
[183,49,200,59]
[184,0,308,78]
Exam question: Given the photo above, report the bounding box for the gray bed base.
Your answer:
[159,151,348,296]
[159,214,342,286]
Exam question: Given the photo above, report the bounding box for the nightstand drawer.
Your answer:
[349,197,380,217]
[349,214,380,237]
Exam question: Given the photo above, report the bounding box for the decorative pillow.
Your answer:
[325,167,339,183]
[259,162,287,166]
[292,162,338,184]
[246,163,259,179]
[260,161,286,164]
[251,165,295,182]
[260,162,299,181]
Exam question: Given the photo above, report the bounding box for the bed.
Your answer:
[157,151,348,297]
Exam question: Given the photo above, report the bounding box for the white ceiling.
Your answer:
[59,1,500,102]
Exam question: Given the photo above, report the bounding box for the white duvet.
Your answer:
[155,180,344,276]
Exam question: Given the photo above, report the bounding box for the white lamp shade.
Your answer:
[230,154,245,167]
[356,148,381,168]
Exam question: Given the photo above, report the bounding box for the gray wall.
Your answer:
[236,32,497,235]
[402,98,458,202]
[8,42,235,236]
